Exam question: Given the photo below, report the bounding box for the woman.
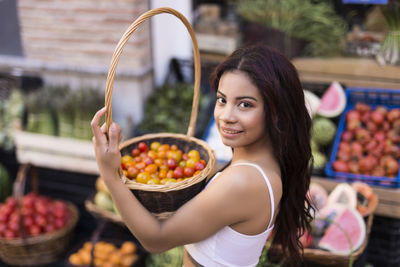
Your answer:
[91,44,313,266]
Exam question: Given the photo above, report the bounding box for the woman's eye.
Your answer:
[239,102,252,108]
[217,97,226,104]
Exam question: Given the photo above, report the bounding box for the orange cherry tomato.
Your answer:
[144,164,158,174]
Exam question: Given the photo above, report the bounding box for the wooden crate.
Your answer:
[197,33,239,55]
[292,57,400,90]
[15,130,99,175]
[312,176,400,219]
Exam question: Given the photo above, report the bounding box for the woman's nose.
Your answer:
[219,105,236,123]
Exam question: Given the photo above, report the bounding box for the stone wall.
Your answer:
[0,0,154,131]
[17,0,151,71]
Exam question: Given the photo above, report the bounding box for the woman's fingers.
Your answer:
[100,123,107,134]
[91,107,107,144]
[109,123,121,150]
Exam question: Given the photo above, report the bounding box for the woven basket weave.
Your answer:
[104,7,216,220]
[0,164,79,266]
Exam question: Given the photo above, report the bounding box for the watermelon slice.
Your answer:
[317,81,346,118]
[304,90,321,118]
[318,206,366,255]
[327,183,357,208]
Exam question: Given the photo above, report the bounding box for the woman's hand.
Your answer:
[91,107,122,178]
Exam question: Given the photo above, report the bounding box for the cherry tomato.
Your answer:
[131,148,140,157]
[136,172,150,184]
[145,164,158,174]
[183,167,195,177]
[173,167,184,179]
[127,166,139,179]
[167,158,178,170]
[150,141,161,151]
[188,150,200,161]
[138,142,148,152]
[195,161,205,171]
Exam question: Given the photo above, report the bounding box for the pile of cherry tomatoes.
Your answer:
[121,141,206,185]
[0,193,71,239]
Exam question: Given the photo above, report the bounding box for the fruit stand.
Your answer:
[2,1,400,266]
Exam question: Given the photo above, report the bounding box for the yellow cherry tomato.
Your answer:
[188,150,200,161]
[150,141,161,151]
[136,172,150,184]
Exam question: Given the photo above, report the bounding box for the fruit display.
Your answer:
[304,90,321,118]
[0,193,72,239]
[306,82,345,173]
[121,141,206,185]
[68,240,140,267]
[326,183,357,208]
[312,118,337,146]
[317,204,366,255]
[311,117,337,172]
[316,81,346,118]
[331,103,400,179]
[301,182,373,255]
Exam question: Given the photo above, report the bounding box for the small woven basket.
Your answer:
[303,213,374,267]
[85,192,125,226]
[267,192,378,267]
[104,7,216,220]
[303,192,378,267]
[0,164,79,266]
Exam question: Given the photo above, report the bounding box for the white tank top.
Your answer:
[184,163,276,267]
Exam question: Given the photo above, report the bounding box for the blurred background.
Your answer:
[1,0,400,266]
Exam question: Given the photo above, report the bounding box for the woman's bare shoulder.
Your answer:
[212,163,282,199]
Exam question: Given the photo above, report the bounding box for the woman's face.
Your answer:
[214,70,267,149]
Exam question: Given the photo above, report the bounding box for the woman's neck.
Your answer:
[231,137,274,165]
[231,143,281,178]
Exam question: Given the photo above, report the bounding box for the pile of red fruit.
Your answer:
[332,103,400,178]
[0,193,71,239]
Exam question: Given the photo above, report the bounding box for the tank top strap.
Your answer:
[231,162,275,229]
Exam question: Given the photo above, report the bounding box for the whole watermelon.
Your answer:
[0,163,11,202]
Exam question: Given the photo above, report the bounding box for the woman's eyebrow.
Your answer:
[216,90,226,97]
[236,96,257,101]
[217,90,257,101]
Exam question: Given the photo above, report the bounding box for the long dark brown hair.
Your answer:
[210,44,313,266]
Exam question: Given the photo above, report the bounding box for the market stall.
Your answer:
[1,0,400,267]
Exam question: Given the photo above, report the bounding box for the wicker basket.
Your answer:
[303,191,378,267]
[266,192,378,267]
[104,7,216,220]
[85,193,125,226]
[0,164,79,266]
[303,213,374,267]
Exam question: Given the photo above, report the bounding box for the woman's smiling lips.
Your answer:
[220,127,243,137]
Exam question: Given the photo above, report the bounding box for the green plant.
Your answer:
[25,86,62,135]
[137,83,211,136]
[25,85,104,139]
[235,0,347,56]
[0,88,24,150]
[376,1,400,65]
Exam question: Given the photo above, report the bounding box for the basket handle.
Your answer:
[13,164,39,239]
[105,7,201,138]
